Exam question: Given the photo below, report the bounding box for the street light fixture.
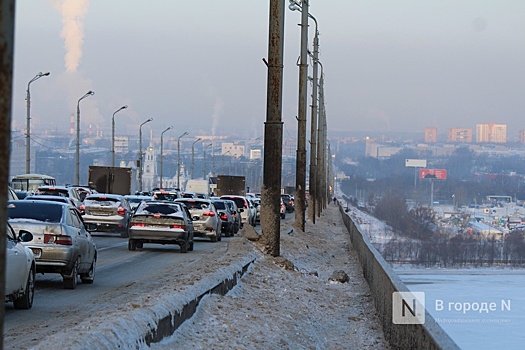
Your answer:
[138,118,153,192]
[111,105,128,167]
[160,126,173,189]
[26,71,50,174]
[75,90,94,185]
[191,137,202,179]
[177,131,189,189]
[203,143,212,179]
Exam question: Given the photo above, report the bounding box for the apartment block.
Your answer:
[424,127,438,143]
[447,128,472,143]
[476,123,507,143]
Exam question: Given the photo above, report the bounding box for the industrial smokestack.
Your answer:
[60,0,90,73]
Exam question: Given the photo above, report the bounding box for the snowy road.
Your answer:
[3,233,236,349]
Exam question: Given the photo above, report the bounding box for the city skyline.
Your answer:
[12,1,525,138]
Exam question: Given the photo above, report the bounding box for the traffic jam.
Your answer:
[5,174,293,310]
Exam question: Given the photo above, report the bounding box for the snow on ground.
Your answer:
[149,204,390,350]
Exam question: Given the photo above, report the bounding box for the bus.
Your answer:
[10,174,56,192]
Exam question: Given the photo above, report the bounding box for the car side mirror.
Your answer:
[18,230,33,242]
[192,216,200,221]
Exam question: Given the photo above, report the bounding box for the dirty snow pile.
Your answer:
[150,204,390,350]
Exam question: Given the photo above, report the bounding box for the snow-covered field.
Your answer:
[149,204,390,349]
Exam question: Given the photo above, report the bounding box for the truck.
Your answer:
[185,179,211,198]
[88,166,132,195]
[215,175,246,197]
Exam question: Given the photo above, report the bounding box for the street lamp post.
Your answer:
[177,131,188,189]
[26,71,50,174]
[75,90,94,185]
[111,105,128,167]
[203,143,212,179]
[191,138,202,179]
[160,126,173,189]
[138,118,153,192]
[222,151,231,174]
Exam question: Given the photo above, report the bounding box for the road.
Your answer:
[3,231,239,349]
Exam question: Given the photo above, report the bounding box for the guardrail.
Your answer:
[338,203,460,350]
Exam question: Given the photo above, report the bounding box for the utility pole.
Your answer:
[294,0,308,232]
[308,18,319,223]
[260,0,285,257]
[0,0,16,341]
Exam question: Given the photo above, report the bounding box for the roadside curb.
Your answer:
[31,251,258,349]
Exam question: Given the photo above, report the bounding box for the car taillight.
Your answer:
[220,214,228,220]
[170,224,186,229]
[44,234,73,245]
[79,203,85,211]
[131,222,146,227]
[118,206,127,215]
[203,211,215,217]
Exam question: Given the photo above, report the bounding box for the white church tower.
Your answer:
[142,129,158,191]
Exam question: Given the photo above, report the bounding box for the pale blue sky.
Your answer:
[12,1,525,140]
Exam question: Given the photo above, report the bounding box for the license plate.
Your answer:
[30,248,42,258]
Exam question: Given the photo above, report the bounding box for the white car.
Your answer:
[4,222,36,309]
[220,195,256,228]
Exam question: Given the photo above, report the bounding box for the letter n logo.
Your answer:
[393,292,425,324]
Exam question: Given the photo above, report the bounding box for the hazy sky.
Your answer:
[12,1,525,141]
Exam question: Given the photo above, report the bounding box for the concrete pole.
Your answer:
[26,72,49,174]
[139,118,153,192]
[111,105,127,167]
[294,0,309,232]
[177,131,188,189]
[1,0,16,337]
[76,91,94,185]
[308,19,319,223]
[260,0,285,257]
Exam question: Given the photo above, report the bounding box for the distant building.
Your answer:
[220,142,245,158]
[424,127,438,143]
[447,128,473,143]
[519,130,525,143]
[476,123,507,143]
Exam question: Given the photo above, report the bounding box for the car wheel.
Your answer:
[128,239,136,251]
[136,241,143,249]
[180,242,188,253]
[63,260,78,290]
[81,259,96,284]
[13,266,35,309]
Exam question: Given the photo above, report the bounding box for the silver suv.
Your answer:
[175,198,222,242]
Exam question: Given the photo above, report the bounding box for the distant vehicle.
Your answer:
[128,201,194,253]
[175,198,222,242]
[4,222,35,309]
[88,166,132,195]
[82,193,133,237]
[281,194,295,213]
[211,199,235,237]
[8,200,97,289]
[152,190,180,201]
[223,199,241,233]
[24,195,79,211]
[124,194,154,211]
[185,179,210,198]
[216,175,246,197]
[34,185,84,214]
[8,186,19,200]
[251,197,261,224]
[10,174,56,192]
[220,195,255,228]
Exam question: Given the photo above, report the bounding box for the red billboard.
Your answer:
[419,169,447,180]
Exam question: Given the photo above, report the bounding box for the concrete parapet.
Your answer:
[338,204,460,350]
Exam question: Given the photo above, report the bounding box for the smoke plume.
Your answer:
[59,0,90,73]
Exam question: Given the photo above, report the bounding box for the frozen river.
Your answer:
[397,267,525,350]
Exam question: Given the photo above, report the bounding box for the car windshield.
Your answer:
[8,202,62,223]
[85,197,120,206]
[153,193,178,201]
[178,200,209,210]
[213,201,227,210]
[137,203,180,215]
[36,189,68,197]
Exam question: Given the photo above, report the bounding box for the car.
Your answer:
[220,195,255,228]
[281,194,295,213]
[82,193,133,237]
[152,190,180,201]
[124,194,155,211]
[8,200,97,289]
[128,201,195,253]
[24,194,79,210]
[223,199,241,233]
[251,197,261,224]
[34,185,84,214]
[4,221,36,309]
[211,199,235,237]
[175,198,222,242]
[280,197,286,219]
